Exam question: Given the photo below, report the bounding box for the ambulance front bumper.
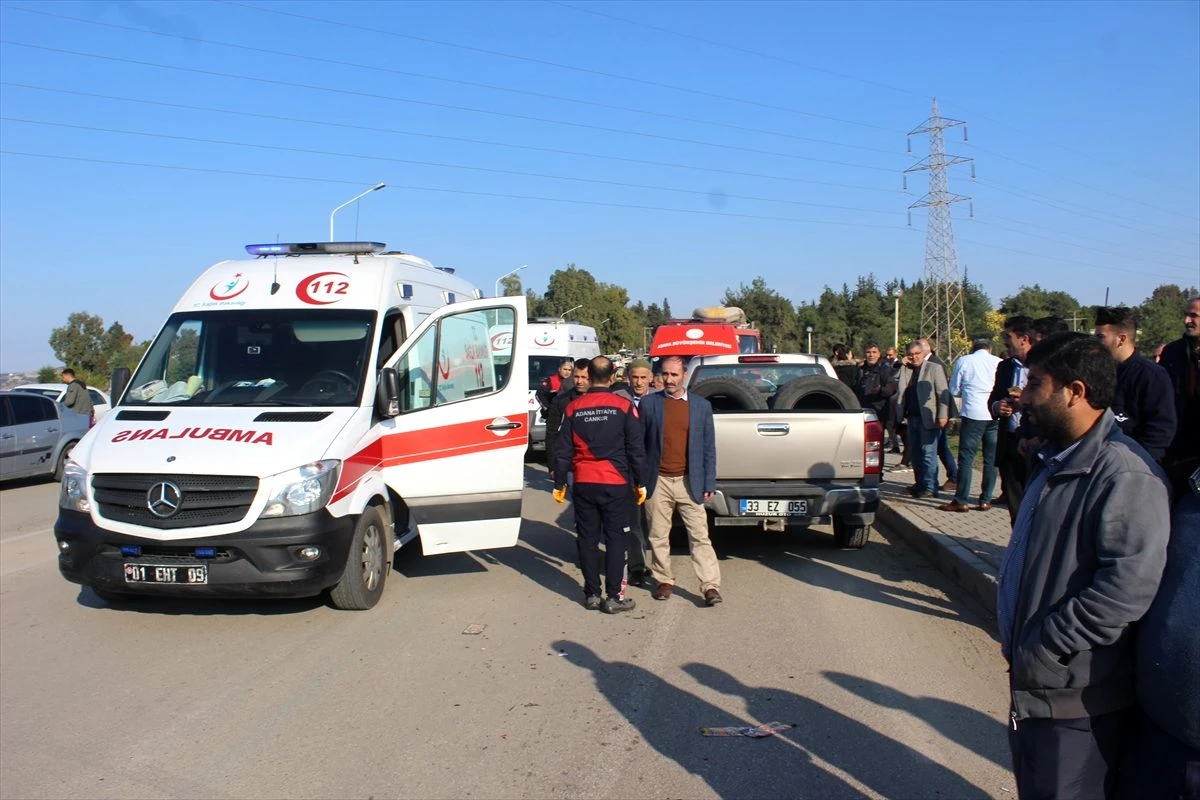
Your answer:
[55,509,356,599]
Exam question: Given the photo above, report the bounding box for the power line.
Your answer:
[974,178,1200,246]
[547,0,927,100]
[966,142,1197,221]
[220,0,901,133]
[0,150,912,230]
[980,212,1198,269]
[0,40,902,174]
[547,0,1199,198]
[968,218,1198,276]
[953,234,1193,282]
[0,3,905,159]
[0,116,904,217]
[0,82,901,194]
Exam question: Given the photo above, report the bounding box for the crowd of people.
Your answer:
[541,354,721,614]
[536,297,1198,797]
[832,297,1199,799]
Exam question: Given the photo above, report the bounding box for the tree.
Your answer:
[1138,284,1198,350]
[48,311,146,388]
[499,274,524,297]
[37,366,59,383]
[998,285,1083,322]
[723,277,802,352]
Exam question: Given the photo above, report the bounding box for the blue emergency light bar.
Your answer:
[245,242,386,256]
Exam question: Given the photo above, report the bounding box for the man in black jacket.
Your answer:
[1093,306,1176,463]
[1161,297,1200,496]
[857,342,894,429]
[554,357,646,614]
[989,316,1036,523]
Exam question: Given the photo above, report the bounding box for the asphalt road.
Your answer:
[1,466,1014,799]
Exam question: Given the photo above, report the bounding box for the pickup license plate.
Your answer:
[740,499,808,517]
[124,563,208,585]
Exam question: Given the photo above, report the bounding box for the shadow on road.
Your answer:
[554,640,859,799]
[710,525,980,627]
[822,671,1010,771]
[75,586,327,615]
[685,663,996,799]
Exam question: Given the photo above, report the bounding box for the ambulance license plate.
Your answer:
[740,499,808,516]
[124,563,208,584]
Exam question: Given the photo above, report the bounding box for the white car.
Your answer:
[13,383,111,421]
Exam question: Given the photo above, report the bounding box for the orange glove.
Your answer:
[636,486,647,506]
[553,486,567,504]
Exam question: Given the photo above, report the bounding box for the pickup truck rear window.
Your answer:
[691,364,826,394]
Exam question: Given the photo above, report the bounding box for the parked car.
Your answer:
[0,390,91,482]
[13,383,111,421]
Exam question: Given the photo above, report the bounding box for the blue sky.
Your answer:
[1,0,1197,371]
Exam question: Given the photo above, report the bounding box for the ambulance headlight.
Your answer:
[60,461,91,512]
[260,460,341,518]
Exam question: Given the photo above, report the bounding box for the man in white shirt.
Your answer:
[940,339,1003,512]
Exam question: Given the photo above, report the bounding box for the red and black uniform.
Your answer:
[555,387,646,600]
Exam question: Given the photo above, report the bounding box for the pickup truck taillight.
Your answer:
[864,418,884,474]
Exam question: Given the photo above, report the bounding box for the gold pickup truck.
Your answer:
[684,354,884,548]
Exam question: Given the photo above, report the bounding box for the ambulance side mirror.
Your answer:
[377,367,400,418]
[111,367,131,405]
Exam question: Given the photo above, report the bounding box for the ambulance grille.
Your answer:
[92,474,259,530]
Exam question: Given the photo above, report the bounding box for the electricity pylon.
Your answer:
[904,98,974,363]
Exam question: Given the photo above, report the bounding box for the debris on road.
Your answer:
[699,722,793,738]
[462,623,486,635]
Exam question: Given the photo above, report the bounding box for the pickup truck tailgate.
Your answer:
[713,410,867,480]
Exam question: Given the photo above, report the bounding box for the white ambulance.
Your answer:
[56,241,528,610]
[524,318,601,452]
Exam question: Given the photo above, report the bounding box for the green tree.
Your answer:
[37,366,59,383]
[723,277,802,352]
[499,274,524,298]
[998,285,1083,322]
[1138,284,1198,350]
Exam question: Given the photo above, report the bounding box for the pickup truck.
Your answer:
[682,353,883,548]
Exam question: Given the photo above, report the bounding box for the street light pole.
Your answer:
[557,304,582,322]
[329,182,386,241]
[893,288,903,350]
[805,324,814,354]
[493,264,528,297]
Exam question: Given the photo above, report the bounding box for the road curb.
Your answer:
[877,500,998,618]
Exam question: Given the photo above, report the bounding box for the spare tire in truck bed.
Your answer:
[690,377,767,411]
[771,375,861,411]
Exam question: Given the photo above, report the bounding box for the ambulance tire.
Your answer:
[690,377,767,411]
[771,376,860,411]
[330,505,388,610]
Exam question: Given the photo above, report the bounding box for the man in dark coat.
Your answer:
[1093,306,1176,463]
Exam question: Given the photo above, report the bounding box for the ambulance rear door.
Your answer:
[377,296,528,555]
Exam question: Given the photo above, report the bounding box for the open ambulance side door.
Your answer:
[377,296,528,555]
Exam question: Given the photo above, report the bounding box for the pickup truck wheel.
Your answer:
[330,506,388,610]
[691,377,767,411]
[833,517,871,549]
[772,375,860,411]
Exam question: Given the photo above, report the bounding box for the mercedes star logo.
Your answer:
[146,481,183,518]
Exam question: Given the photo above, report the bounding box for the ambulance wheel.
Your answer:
[54,441,76,482]
[330,506,388,610]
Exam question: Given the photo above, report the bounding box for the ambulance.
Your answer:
[524,317,601,452]
[55,241,528,610]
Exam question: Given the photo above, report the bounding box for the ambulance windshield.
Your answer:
[123,309,376,406]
